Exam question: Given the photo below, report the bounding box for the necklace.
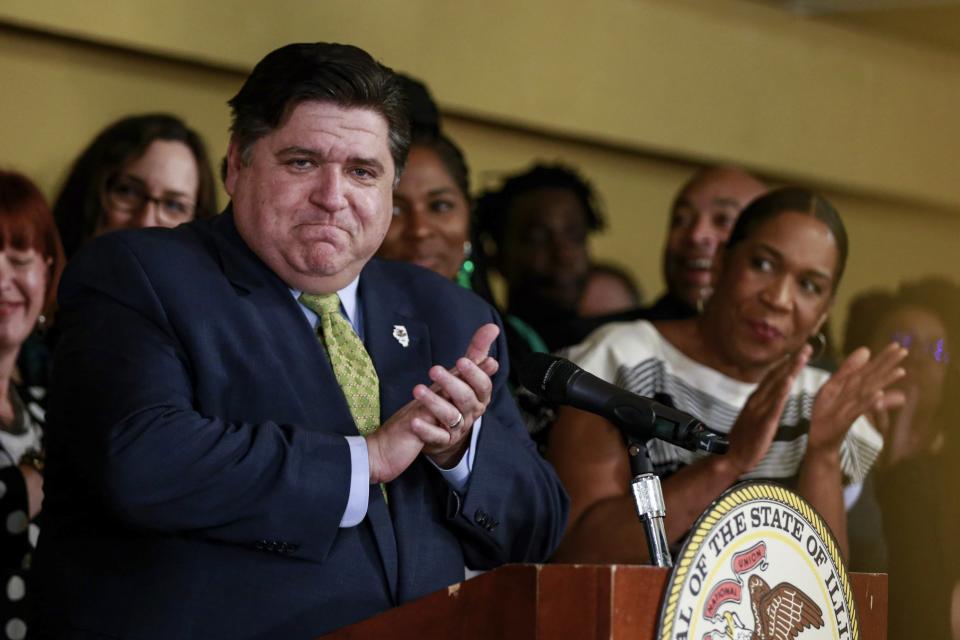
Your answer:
[0,384,27,436]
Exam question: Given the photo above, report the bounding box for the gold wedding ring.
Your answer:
[447,411,464,429]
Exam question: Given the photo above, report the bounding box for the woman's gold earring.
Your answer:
[808,332,826,361]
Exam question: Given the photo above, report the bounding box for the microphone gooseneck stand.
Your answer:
[626,436,672,568]
[515,354,734,568]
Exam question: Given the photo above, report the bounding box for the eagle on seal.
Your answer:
[747,574,824,639]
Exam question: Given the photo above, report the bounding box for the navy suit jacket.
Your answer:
[35,212,568,639]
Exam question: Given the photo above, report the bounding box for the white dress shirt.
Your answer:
[290,279,481,527]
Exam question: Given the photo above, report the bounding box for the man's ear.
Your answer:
[224,140,243,197]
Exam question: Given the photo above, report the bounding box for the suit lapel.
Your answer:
[359,261,434,600]
[210,226,439,601]
[209,211,356,434]
[359,260,432,418]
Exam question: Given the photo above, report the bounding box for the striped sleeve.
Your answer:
[839,415,883,483]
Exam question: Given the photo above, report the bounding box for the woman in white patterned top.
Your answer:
[547,187,907,564]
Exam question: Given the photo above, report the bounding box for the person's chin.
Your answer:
[545,290,583,315]
[0,327,21,351]
[732,327,790,366]
[513,288,575,316]
[409,255,440,272]
[546,277,588,307]
[673,289,703,309]
[666,274,706,302]
[733,346,786,374]
[289,246,351,279]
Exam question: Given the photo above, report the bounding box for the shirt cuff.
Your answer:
[339,436,369,528]
[429,416,482,495]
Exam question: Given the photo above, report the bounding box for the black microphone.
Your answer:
[520,353,728,454]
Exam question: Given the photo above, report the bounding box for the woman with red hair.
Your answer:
[0,169,65,637]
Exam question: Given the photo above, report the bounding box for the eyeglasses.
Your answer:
[891,331,951,364]
[105,176,196,219]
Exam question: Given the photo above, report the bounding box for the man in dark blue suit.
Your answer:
[35,43,568,639]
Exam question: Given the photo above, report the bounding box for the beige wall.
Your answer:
[1,0,958,335]
[0,26,238,197]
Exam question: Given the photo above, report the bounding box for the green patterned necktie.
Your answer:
[299,293,381,436]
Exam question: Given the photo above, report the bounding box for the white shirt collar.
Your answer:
[290,276,361,331]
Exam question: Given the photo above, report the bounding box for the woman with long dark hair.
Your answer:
[53,113,218,259]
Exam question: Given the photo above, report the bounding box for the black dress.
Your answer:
[877,452,955,640]
[0,383,45,640]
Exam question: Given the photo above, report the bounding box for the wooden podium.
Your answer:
[320,565,887,639]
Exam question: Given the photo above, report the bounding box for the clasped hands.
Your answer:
[726,341,908,476]
[367,323,500,484]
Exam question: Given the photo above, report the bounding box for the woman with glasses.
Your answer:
[15,115,218,394]
[844,277,960,639]
[52,113,218,260]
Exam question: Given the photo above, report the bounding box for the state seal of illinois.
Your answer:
[657,482,858,640]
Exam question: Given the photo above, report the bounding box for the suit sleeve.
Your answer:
[50,236,350,562]
[441,306,569,568]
